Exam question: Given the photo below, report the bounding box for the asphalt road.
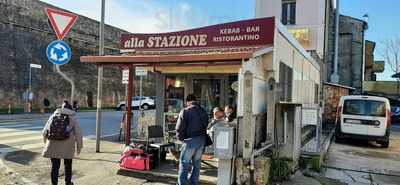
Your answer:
[324,124,400,185]
[0,110,156,155]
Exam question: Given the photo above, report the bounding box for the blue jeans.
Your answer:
[178,135,205,185]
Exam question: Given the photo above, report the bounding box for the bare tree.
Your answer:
[380,36,400,95]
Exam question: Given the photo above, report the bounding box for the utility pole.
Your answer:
[96,0,105,153]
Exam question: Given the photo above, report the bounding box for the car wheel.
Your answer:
[119,104,126,111]
[381,141,389,148]
[142,104,149,110]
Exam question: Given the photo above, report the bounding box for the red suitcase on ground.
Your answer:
[120,147,153,171]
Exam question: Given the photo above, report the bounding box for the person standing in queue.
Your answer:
[42,100,83,185]
[176,94,209,185]
[224,105,237,122]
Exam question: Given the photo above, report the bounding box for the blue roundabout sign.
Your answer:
[46,40,72,65]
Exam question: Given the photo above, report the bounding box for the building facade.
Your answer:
[326,15,368,93]
[364,40,384,81]
[256,0,384,94]
[256,0,330,60]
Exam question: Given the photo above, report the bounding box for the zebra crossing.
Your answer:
[0,121,46,155]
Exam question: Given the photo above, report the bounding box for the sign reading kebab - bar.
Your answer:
[120,17,275,51]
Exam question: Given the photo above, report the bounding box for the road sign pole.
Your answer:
[95,0,105,153]
[28,66,32,112]
[139,76,143,110]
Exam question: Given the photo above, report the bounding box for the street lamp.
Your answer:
[28,63,42,112]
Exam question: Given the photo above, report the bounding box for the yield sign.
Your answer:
[45,8,78,40]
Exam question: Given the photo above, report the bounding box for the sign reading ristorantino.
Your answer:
[120,17,275,51]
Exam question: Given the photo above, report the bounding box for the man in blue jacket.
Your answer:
[176,94,209,185]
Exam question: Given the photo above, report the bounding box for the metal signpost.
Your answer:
[135,67,148,141]
[27,64,42,112]
[136,67,148,112]
[96,0,106,152]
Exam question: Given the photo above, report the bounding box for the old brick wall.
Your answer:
[0,0,131,110]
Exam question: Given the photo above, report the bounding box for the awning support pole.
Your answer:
[125,66,135,146]
[95,66,103,153]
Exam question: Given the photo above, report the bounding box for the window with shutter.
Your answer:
[281,0,296,25]
[279,62,293,102]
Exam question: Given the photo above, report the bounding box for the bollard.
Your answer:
[8,104,11,114]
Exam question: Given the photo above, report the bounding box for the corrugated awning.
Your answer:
[80,46,272,66]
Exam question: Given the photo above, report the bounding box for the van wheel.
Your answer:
[381,141,389,148]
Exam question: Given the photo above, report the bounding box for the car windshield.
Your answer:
[343,99,386,117]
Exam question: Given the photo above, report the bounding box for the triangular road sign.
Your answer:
[45,8,78,40]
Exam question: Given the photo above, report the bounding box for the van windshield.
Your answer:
[343,99,386,117]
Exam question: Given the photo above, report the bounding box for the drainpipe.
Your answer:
[331,0,340,83]
[361,14,369,93]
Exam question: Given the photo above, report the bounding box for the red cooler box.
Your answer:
[120,148,153,171]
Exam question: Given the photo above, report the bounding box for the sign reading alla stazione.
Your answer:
[120,17,276,52]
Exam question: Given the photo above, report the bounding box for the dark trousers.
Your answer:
[51,158,73,185]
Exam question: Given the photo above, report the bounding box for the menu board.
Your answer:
[302,109,318,126]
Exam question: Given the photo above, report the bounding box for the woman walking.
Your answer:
[42,100,83,185]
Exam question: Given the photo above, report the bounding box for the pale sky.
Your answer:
[39,0,398,81]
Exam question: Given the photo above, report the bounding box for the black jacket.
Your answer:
[175,102,209,141]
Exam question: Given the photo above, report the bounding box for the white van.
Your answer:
[335,95,391,148]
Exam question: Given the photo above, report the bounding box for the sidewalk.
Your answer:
[0,136,345,185]
[0,139,169,185]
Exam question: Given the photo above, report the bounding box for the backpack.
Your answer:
[47,113,71,140]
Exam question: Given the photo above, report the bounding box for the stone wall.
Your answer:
[326,14,366,94]
[0,0,134,110]
[338,15,365,93]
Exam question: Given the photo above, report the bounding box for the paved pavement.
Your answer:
[0,111,169,185]
[0,138,170,185]
[323,125,400,185]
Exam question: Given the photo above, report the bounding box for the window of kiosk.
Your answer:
[193,79,221,115]
[164,77,185,142]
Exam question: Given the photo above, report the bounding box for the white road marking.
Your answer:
[0,126,43,133]
[0,130,41,138]
[0,124,31,129]
[0,135,44,145]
